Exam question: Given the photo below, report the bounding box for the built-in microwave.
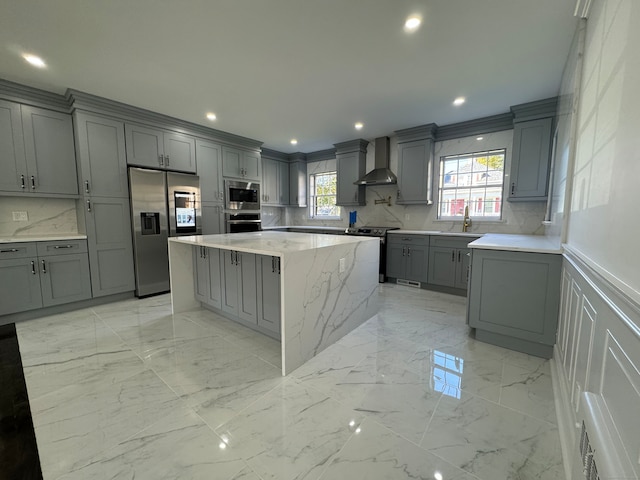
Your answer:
[225,179,261,211]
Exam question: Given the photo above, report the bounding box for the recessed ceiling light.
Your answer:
[22,54,46,68]
[404,15,422,32]
[476,136,484,141]
[354,122,364,130]
[453,97,466,106]
[206,112,217,121]
[290,139,298,145]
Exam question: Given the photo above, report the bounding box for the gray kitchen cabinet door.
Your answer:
[428,247,457,287]
[397,139,432,204]
[164,131,196,173]
[201,203,224,234]
[194,246,209,304]
[0,257,42,315]
[242,150,261,181]
[21,105,78,195]
[196,140,223,203]
[278,160,290,205]
[454,249,471,290]
[74,113,129,198]
[467,249,562,357]
[221,250,240,316]
[508,117,552,201]
[222,146,261,180]
[125,124,164,169]
[385,239,406,279]
[336,151,365,206]
[84,197,135,297]
[39,253,92,307]
[257,255,281,335]
[238,252,257,323]
[404,243,429,283]
[289,161,307,207]
[0,100,26,193]
[207,247,222,310]
[262,158,279,206]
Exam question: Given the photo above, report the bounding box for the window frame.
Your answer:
[308,170,341,220]
[436,148,506,221]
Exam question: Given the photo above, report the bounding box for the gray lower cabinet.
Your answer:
[83,197,135,297]
[221,250,257,322]
[467,248,562,358]
[0,240,91,316]
[125,123,196,173]
[194,246,222,309]
[508,117,553,201]
[386,235,429,284]
[256,255,281,336]
[428,236,479,290]
[0,100,78,196]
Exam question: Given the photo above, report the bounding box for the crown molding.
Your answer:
[0,78,70,112]
[395,123,438,143]
[511,97,558,122]
[306,148,336,162]
[574,0,592,18]
[333,139,369,155]
[436,113,514,141]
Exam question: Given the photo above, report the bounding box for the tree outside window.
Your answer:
[309,172,340,218]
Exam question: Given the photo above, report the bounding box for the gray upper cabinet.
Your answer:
[262,158,290,207]
[256,255,281,337]
[196,139,223,203]
[335,140,367,207]
[428,236,478,290]
[508,117,553,201]
[0,100,77,196]
[125,123,196,173]
[467,248,562,358]
[74,113,129,198]
[221,145,260,180]
[395,124,436,205]
[386,234,429,284]
[289,161,307,207]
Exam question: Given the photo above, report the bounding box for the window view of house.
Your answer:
[309,171,339,218]
[438,149,505,219]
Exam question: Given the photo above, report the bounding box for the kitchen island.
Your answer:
[168,231,380,375]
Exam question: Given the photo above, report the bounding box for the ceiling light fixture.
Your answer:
[206,112,217,121]
[476,136,484,141]
[355,122,363,130]
[22,53,46,68]
[290,139,298,145]
[404,15,422,32]
[453,97,466,106]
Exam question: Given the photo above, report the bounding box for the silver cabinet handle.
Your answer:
[54,245,73,249]
[158,154,164,166]
[87,199,92,212]
[458,250,461,262]
[31,261,36,275]
[31,175,36,189]
[397,190,401,199]
[451,250,455,262]
[85,180,90,193]
[407,247,411,257]
[21,175,25,189]
[41,259,46,274]
[511,183,515,195]
[402,246,406,257]
[271,256,275,273]
[0,248,19,253]
[277,257,280,274]
[165,154,170,166]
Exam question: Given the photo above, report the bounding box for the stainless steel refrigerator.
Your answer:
[129,167,201,297]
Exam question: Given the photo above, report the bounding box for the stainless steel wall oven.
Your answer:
[225,179,260,211]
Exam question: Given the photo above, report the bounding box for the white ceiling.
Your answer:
[0,0,579,153]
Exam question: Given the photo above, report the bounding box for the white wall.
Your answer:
[564,0,640,304]
[0,196,78,237]
[272,130,547,235]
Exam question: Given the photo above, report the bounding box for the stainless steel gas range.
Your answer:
[344,226,399,282]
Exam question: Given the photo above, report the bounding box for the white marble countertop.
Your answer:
[468,234,563,254]
[262,225,346,232]
[170,231,378,257]
[389,230,483,237]
[0,234,88,244]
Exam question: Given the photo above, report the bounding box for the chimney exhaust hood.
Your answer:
[354,137,397,186]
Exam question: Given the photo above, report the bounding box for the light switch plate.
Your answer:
[339,258,345,273]
[12,211,28,221]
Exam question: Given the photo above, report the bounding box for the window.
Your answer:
[309,171,340,218]
[438,149,505,219]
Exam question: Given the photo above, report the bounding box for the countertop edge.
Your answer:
[0,235,88,244]
[468,234,563,254]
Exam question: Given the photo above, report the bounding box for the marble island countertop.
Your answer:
[0,234,87,244]
[389,230,483,237]
[468,234,563,254]
[170,231,378,257]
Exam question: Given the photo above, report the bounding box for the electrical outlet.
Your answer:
[339,258,345,273]
[12,211,28,221]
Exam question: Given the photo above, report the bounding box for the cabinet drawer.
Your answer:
[0,243,37,260]
[37,240,88,256]
[430,236,478,249]
[387,234,430,247]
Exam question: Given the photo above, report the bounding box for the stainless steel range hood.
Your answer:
[354,137,397,186]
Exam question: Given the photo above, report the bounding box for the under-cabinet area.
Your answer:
[168,232,380,375]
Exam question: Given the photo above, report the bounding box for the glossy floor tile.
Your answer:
[15,284,564,479]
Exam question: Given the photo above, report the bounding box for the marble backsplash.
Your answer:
[0,197,79,237]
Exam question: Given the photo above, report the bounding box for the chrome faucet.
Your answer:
[462,206,471,232]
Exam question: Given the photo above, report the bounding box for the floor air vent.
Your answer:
[397,279,421,288]
[578,421,600,480]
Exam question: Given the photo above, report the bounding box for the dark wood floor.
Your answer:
[0,323,42,480]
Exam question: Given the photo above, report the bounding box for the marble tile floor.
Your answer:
[15,284,564,480]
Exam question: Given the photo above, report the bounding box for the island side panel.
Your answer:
[168,240,200,314]
[281,238,379,375]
